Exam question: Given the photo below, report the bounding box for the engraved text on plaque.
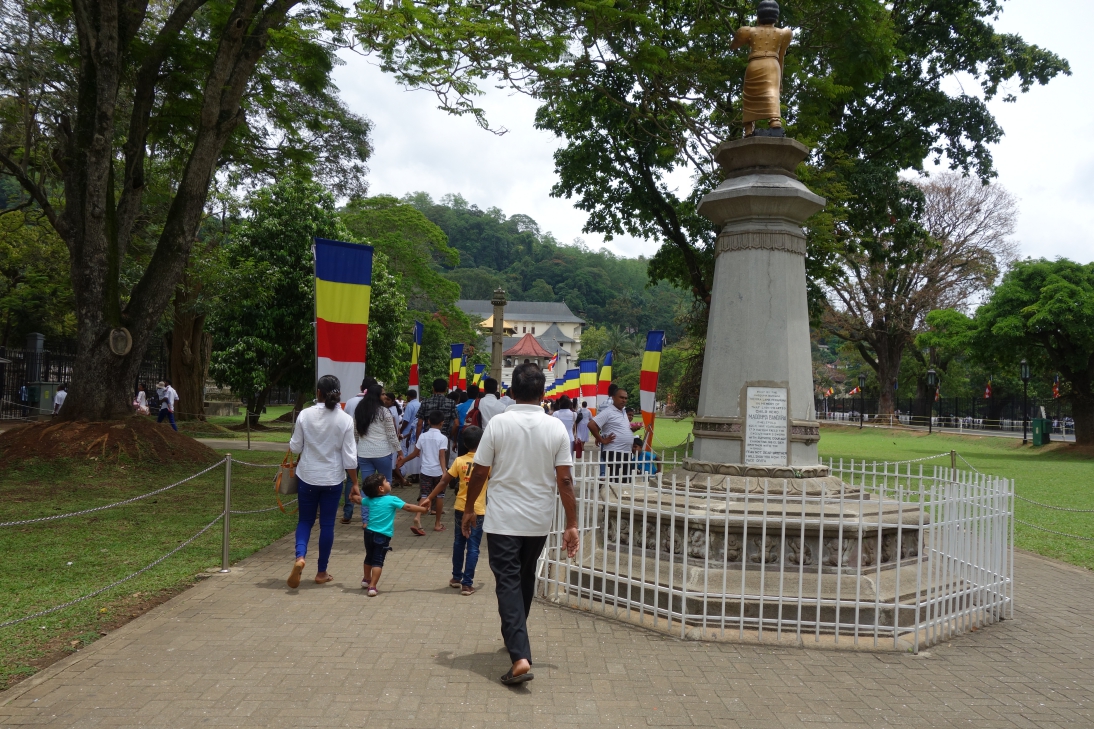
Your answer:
[744,386,788,466]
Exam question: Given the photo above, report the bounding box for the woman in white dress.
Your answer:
[552,395,576,452]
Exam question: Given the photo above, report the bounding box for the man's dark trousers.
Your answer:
[486,532,548,664]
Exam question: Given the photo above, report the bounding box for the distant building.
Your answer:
[456,299,585,385]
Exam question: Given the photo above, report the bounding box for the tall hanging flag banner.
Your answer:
[564,368,580,399]
[595,351,613,414]
[313,238,373,403]
[639,331,665,451]
[448,344,464,391]
[984,375,993,399]
[547,351,559,371]
[579,359,598,408]
[472,364,486,387]
[458,352,468,390]
[408,321,423,396]
[1053,374,1061,399]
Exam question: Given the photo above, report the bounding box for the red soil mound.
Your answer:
[0,417,221,466]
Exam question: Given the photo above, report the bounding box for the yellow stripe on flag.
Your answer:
[315,279,371,324]
[641,350,661,372]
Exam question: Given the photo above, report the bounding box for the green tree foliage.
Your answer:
[209,176,407,421]
[974,259,1094,445]
[404,193,688,339]
[0,207,75,347]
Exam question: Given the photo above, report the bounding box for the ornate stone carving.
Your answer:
[747,535,780,564]
[682,459,829,479]
[823,537,876,568]
[901,530,920,559]
[716,231,807,257]
[786,537,814,566]
[692,418,743,440]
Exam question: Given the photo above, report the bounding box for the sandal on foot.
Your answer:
[410,526,426,536]
[367,588,378,597]
[434,524,446,532]
[315,573,333,584]
[287,559,305,589]
[449,578,462,588]
[361,580,370,589]
[500,670,533,685]
[461,585,475,596]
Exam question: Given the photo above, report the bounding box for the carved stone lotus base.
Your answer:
[661,462,860,498]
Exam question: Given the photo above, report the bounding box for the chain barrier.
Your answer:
[956,453,982,474]
[231,499,297,515]
[1015,518,1094,542]
[836,452,952,468]
[232,460,281,468]
[0,459,228,528]
[1014,495,1094,513]
[0,512,225,629]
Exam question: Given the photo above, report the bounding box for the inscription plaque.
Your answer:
[744,386,788,466]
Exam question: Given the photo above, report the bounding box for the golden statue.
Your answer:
[731,0,792,137]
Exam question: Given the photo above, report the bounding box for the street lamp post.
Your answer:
[858,372,866,430]
[1021,358,1030,444]
[927,368,937,435]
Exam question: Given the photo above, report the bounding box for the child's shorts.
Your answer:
[419,474,444,501]
[364,529,393,567]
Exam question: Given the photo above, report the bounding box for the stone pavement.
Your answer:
[1,499,1091,728]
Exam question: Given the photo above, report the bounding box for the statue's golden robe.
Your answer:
[733,25,793,122]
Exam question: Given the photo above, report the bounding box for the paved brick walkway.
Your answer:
[1,502,1091,728]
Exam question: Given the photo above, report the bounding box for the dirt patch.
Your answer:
[0,418,221,466]
[274,409,302,423]
[176,420,234,436]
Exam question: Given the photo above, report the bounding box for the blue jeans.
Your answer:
[356,455,394,524]
[295,480,342,572]
[453,509,485,587]
[157,408,177,431]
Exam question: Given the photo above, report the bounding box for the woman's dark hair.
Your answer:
[461,425,483,451]
[557,395,572,410]
[511,362,545,401]
[382,391,402,416]
[317,375,341,409]
[137,383,146,392]
[354,384,385,435]
[361,472,386,499]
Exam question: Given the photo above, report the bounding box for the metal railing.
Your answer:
[537,451,1014,652]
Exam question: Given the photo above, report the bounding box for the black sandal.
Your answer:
[500,670,534,685]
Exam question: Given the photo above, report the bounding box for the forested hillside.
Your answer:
[403,192,688,340]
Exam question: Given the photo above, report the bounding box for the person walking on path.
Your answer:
[461,362,579,685]
[347,384,402,525]
[399,410,448,535]
[589,388,633,482]
[358,473,430,596]
[419,425,490,596]
[400,391,421,481]
[133,384,149,415]
[383,392,409,486]
[52,384,68,416]
[477,377,507,428]
[287,375,359,588]
[574,400,592,459]
[156,380,178,430]
[415,378,459,445]
[552,396,576,453]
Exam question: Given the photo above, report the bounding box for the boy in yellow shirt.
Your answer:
[420,425,489,595]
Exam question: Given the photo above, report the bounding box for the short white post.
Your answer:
[220,454,232,573]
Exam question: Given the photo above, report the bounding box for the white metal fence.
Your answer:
[538,453,1013,652]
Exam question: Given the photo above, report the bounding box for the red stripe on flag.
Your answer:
[639,370,659,392]
[317,319,368,362]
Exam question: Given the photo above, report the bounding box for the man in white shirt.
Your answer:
[462,363,579,686]
[157,379,179,431]
[476,377,508,428]
[52,385,68,416]
[343,377,375,419]
[589,388,633,482]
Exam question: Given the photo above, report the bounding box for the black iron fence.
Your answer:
[816,395,1074,435]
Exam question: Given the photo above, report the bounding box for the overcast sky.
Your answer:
[332,0,1093,263]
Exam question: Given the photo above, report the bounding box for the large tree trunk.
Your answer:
[168,286,211,422]
[246,387,271,428]
[860,335,906,417]
[1072,393,1094,446]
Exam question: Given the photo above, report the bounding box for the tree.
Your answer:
[209,175,406,423]
[975,259,1094,445]
[820,171,1016,414]
[0,208,74,346]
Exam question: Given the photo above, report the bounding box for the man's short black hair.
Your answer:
[461,425,483,451]
[466,384,479,398]
[483,377,498,394]
[428,409,444,425]
[406,390,418,401]
[633,437,644,448]
[607,383,617,396]
[511,362,546,401]
[361,472,385,499]
[432,377,447,393]
[581,400,587,407]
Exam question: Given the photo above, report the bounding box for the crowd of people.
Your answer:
[283,363,662,685]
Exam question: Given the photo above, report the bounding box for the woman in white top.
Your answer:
[382,392,409,487]
[353,384,402,524]
[287,375,359,589]
[552,395,576,451]
[133,384,149,415]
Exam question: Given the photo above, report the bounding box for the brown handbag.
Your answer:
[274,448,299,512]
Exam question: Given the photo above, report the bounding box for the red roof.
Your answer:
[503,333,553,358]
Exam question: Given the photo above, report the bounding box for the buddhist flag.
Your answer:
[547,351,559,371]
[458,352,468,390]
[472,363,485,387]
[596,351,613,413]
[314,238,372,403]
[407,321,423,396]
[639,331,664,451]
[984,376,992,399]
[579,359,598,408]
[563,368,579,400]
[449,344,463,391]
[1054,374,1060,399]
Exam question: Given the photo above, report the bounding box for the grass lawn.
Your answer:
[0,447,294,691]
[646,417,1094,572]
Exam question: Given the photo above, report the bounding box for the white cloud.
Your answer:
[332,0,1092,263]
